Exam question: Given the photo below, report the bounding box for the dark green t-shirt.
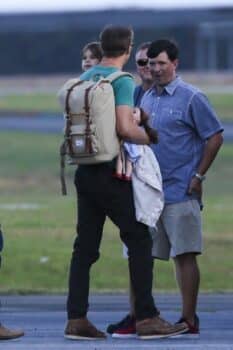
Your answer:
[80,65,135,107]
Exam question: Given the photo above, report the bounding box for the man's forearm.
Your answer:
[116,105,150,144]
[119,124,150,144]
[197,132,223,175]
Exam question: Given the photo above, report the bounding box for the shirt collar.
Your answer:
[164,76,181,95]
[151,76,181,96]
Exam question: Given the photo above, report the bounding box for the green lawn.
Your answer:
[0,131,232,293]
[0,91,233,121]
[0,94,59,114]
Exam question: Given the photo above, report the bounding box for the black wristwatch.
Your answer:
[194,173,206,182]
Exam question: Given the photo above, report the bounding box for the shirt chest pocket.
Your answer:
[159,107,183,129]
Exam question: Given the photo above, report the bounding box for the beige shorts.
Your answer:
[150,199,203,260]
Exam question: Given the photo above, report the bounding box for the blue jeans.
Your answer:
[67,161,159,321]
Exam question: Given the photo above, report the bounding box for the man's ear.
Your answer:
[173,59,179,70]
[126,42,134,55]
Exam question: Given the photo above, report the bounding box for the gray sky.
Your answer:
[0,0,233,13]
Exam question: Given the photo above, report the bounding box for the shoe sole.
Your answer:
[138,328,189,340]
[112,333,137,339]
[0,336,23,341]
[172,333,200,339]
[64,334,106,340]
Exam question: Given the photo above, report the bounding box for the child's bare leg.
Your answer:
[124,159,132,181]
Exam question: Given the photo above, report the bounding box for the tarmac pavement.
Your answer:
[0,293,233,349]
[0,114,232,142]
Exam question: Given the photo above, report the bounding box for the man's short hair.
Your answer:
[135,41,151,54]
[100,25,134,58]
[147,39,179,61]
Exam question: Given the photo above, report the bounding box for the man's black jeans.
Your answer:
[67,161,159,321]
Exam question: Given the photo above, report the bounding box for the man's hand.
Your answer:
[132,107,141,124]
[187,177,202,199]
[116,105,150,144]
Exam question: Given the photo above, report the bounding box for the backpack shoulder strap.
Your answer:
[65,80,85,115]
[106,71,133,83]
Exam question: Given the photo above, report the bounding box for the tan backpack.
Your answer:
[57,71,133,195]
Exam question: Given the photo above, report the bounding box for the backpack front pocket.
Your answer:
[69,124,99,157]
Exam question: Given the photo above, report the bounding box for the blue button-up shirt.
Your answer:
[141,76,223,204]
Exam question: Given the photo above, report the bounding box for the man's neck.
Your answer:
[100,56,125,70]
[141,80,153,91]
[156,75,177,95]
[156,85,164,95]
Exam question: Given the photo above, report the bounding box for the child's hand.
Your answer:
[132,107,141,124]
[139,108,149,125]
[139,108,158,144]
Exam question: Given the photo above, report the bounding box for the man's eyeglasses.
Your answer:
[136,59,149,67]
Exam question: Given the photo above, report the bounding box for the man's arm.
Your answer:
[187,132,223,196]
[116,105,150,144]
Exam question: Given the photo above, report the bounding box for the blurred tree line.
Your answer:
[0,8,232,75]
[0,28,196,74]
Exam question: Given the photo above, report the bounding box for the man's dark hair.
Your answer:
[147,39,179,61]
[135,41,151,54]
[82,42,103,61]
[100,25,133,58]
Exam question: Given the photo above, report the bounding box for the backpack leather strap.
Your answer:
[65,81,85,155]
[60,80,84,195]
[84,85,95,154]
[60,141,67,195]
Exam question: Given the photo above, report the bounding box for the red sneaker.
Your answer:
[173,314,200,338]
[107,314,136,338]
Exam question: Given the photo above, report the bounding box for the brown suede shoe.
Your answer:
[0,324,24,340]
[136,315,188,339]
[64,318,106,340]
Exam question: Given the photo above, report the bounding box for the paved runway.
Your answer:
[0,114,232,142]
[1,293,233,349]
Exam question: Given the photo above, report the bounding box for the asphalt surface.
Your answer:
[0,114,232,142]
[1,293,233,349]
[0,114,64,134]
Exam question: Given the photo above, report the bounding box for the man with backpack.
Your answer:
[107,41,157,338]
[63,25,187,340]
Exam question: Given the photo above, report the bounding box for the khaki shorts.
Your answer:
[150,199,203,260]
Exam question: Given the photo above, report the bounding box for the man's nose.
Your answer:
[154,64,160,72]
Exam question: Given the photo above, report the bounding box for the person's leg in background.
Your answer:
[0,225,24,340]
[174,253,200,326]
[163,200,202,337]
